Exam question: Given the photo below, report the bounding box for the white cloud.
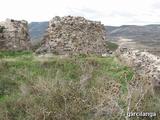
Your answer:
[0,0,160,25]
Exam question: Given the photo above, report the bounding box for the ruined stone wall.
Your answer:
[116,46,160,89]
[36,16,107,55]
[0,19,30,51]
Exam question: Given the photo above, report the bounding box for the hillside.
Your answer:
[106,25,160,56]
[29,22,160,42]
[106,25,160,41]
[3,19,157,119]
[0,51,159,119]
[28,22,160,55]
[0,52,131,119]
[29,22,48,41]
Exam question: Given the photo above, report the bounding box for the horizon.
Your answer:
[2,18,160,27]
[29,20,160,26]
[2,17,160,27]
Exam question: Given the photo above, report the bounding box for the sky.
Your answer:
[0,0,160,26]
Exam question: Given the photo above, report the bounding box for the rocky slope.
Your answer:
[106,25,160,56]
[0,19,30,51]
[36,16,107,55]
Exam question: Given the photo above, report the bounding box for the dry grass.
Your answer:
[0,52,159,120]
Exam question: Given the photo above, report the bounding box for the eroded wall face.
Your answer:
[36,16,107,55]
[0,19,30,51]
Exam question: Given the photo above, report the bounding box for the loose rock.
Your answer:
[116,45,160,90]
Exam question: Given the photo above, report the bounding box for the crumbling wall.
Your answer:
[36,16,107,55]
[0,19,30,51]
[116,46,160,90]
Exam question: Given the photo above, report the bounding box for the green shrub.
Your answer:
[106,41,118,51]
[0,26,5,33]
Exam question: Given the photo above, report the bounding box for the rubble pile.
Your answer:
[116,46,160,89]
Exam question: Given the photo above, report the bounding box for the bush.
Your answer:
[0,26,5,33]
[106,41,118,51]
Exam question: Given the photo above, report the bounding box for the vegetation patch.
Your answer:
[0,52,159,120]
[106,41,119,51]
[0,26,5,33]
[0,51,33,58]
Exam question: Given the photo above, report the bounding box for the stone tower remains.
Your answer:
[0,19,30,51]
[36,16,107,55]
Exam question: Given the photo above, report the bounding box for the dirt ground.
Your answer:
[113,38,160,56]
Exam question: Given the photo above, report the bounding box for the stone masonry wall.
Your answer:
[0,19,30,51]
[36,16,107,55]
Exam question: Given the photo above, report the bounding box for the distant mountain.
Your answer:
[106,25,160,41]
[29,22,48,40]
[28,22,160,42]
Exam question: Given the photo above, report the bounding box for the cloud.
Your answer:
[66,8,105,21]
[151,0,160,9]
[0,0,160,25]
